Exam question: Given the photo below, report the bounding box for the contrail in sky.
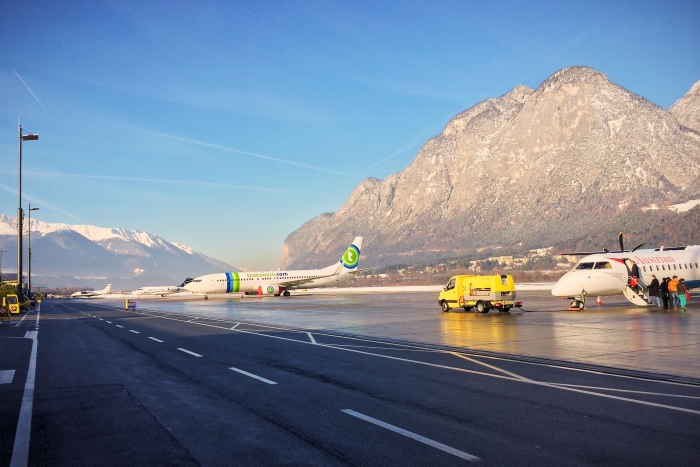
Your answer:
[0,183,82,222]
[19,170,296,193]
[133,128,351,176]
[13,70,49,114]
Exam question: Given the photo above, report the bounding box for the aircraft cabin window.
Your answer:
[594,262,612,269]
[575,262,595,270]
[696,263,698,268]
[642,266,646,272]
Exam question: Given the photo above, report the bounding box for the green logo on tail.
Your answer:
[342,245,360,269]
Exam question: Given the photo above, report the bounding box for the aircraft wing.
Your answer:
[278,265,343,288]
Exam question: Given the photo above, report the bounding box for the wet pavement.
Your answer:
[102,290,700,381]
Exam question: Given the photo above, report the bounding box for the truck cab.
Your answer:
[439,274,521,313]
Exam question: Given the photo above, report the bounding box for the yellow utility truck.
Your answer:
[439,274,521,313]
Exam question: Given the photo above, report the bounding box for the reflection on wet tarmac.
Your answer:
[103,290,700,379]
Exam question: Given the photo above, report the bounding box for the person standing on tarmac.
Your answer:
[647,275,660,307]
[678,278,689,312]
[668,276,680,310]
[660,278,669,310]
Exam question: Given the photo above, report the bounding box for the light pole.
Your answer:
[0,249,6,283]
[28,205,39,296]
[18,125,38,298]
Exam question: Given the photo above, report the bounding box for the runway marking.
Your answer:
[83,305,700,414]
[15,312,30,327]
[341,409,480,462]
[177,348,202,357]
[548,383,700,399]
[231,323,240,330]
[116,325,124,328]
[106,321,112,324]
[98,318,103,321]
[11,329,38,467]
[307,332,317,344]
[129,330,140,334]
[0,370,15,384]
[148,337,163,343]
[229,367,277,385]
[451,352,532,382]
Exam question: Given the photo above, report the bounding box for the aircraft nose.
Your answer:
[551,274,573,297]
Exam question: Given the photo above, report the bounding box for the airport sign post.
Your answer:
[18,126,38,298]
[28,205,39,296]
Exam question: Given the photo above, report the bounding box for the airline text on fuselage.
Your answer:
[632,255,676,265]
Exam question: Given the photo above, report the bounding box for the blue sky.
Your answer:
[0,0,698,269]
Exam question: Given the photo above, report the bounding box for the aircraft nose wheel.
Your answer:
[283,291,291,297]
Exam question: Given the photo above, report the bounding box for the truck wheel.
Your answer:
[501,307,511,312]
[441,301,450,312]
[463,306,471,311]
[476,302,487,313]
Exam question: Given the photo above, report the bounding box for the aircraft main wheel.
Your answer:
[283,291,290,297]
[476,302,488,313]
[441,301,450,312]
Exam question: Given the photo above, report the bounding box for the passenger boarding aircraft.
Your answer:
[552,234,700,307]
[71,284,112,298]
[184,237,363,296]
[131,286,186,297]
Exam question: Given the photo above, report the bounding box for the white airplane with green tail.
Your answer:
[183,237,363,297]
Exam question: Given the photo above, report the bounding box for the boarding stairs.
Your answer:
[623,276,649,306]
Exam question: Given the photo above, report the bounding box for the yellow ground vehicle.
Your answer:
[3,294,21,314]
[438,274,521,313]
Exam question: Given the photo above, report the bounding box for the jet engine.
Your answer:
[256,285,281,296]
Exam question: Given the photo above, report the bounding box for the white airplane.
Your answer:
[71,284,112,298]
[131,286,186,297]
[551,234,700,308]
[184,237,363,296]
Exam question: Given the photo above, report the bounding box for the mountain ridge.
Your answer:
[282,66,700,269]
[0,215,238,289]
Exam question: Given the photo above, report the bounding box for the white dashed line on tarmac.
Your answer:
[148,337,163,343]
[341,409,481,462]
[231,323,240,330]
[106,321,111,324]
[116,325,123,328]
[229,367,277,385]
[129,330,140,334]
[307,332,317,344]
[177,348,202,357]
[0,370,15,384]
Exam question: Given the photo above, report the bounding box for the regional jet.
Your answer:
[184,237,363,296]
[131,285,186,297]
[71,284,112,298]
[551,234,699,308]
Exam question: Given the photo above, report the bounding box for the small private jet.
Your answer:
[552,233,700,308]
[184,237,363,296]
[71,284,112,298]
[130,285,187,297]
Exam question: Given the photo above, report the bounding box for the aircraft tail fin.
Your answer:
[338,237,362,275]
[103,284,112,293]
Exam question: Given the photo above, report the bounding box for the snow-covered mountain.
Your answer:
[0,215,237,290]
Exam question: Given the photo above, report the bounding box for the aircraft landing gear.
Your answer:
[283,290,291,297]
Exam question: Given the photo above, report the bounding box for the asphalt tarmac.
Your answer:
[107,290,700,380]
[0,298,699,466]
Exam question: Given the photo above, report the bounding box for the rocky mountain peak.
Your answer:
[282,67,700,269]
[670,79,700,132]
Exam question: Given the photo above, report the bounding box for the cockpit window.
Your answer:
[594,262,612,269]
[575,262,594,270]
